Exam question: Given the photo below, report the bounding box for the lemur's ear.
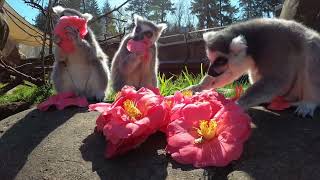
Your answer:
[202,31,217,42]
[157,23,167,33]
[83,13,93,21]
[230,35,247,55]
[52,5,65,14]
[133,14,144,24]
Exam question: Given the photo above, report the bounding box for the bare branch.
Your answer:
[89,0,131,24]
[109,16,127,23]
[0,58,44,86]
[23,0,47,15]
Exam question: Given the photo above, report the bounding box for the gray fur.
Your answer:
[188,18,320,117]
[51,6,110,102]
[110,15,166,93]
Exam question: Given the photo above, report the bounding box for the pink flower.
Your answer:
[267,96,291,111]
[166,89,252,168]
[37,92,88,111]
[165,89,227,125]
[90,86,169,158]
[230,85,244,101]
[53,16,88,53]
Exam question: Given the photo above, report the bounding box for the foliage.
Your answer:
[158,65,249,97]
[102,0,118,36]
[83,0,103,37]
[191,0,238,28]
[0,83,54,105]
[34,11,46,32]
[125,0,150,18]
[60,0,82,11]
[239,0,281,20]
[148,0,176,23]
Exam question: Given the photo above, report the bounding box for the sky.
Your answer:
[6,0,128,24]
[6,0,237,25]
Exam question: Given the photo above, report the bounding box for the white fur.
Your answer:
[157,23,167,32]
[230,35,247,55]
[134,14,144,24]
[82,13,93,21]
[294,102,317,117]
[203,31,217,42]
[52,5,65,14]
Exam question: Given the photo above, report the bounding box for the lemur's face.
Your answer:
[203,31,254,88]
[132,15,167,45]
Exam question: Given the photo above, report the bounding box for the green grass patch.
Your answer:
[159,65,249,98]
[0,65,250,104]
[0,84,54,105]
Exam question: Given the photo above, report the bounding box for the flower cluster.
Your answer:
[89,86,169,158]
[90,86,252,167]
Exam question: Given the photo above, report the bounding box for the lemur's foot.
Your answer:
[294,102,317,118]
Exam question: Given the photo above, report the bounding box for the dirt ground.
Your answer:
[0,106,320,180]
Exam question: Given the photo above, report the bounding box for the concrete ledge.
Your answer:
[0,106,320,180]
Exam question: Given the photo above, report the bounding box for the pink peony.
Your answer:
[267,96,291,111]
[53,16,88,53]
[166,89,252,168]
[37,91,88,111]
[89,86,169,158]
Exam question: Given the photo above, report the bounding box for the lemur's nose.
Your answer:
[133,34,144,41]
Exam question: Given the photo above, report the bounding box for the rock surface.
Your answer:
[0,106,320,180]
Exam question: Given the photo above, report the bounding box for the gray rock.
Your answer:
[0,106,320,180]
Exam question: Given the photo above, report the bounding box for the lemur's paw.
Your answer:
[294,102,317,118]
[65,26,80,42]
[95,91,106,102]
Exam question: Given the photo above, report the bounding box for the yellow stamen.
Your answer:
[123,99,142,120]
[181,90,193,97]
[194,120,218,144]
[164,99,173,107]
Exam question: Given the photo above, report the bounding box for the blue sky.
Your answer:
[7,0,237,25]
[7,0,127,24]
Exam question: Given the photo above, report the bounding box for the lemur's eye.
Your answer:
[135,26,141,33]
[214,57,228,66]
[144,31,153,38]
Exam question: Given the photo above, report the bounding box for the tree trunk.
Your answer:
[280,0,320,32]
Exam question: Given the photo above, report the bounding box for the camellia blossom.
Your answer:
[89,86,169,158]
[37,92,88,111]
[166,89,252,168]
[53,16,88,53]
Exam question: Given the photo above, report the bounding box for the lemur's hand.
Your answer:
[65,26,81,43]
[53,34,62,45]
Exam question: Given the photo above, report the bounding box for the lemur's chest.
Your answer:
[65,51,91,79]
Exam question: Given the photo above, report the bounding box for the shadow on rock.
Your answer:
[80,131,169,180]
[0,107,86,180]
[228,107,320,180]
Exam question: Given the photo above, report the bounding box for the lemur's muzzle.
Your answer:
[207,56,228,77]
[133,33,144,41]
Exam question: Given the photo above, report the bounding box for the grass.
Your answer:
[0,83,54,105]
[159,65,250,98]
[0,65,250,105]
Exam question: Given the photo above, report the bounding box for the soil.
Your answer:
[0,102,32,120]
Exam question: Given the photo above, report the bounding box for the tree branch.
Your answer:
[0,59,44,86]
[89,0,131,24]
[23,0,47,15]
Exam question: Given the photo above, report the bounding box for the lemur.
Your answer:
[186,18,320,118]
[110,15,167,93]
[51,6,110,102]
